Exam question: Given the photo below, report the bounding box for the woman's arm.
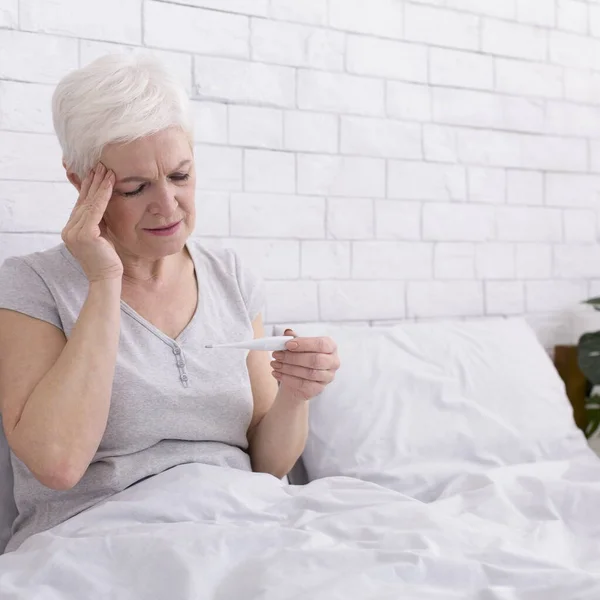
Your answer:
[0,165,124,491]
[246,315,308,479]
[0,279,122,490]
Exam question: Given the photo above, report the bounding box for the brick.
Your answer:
[146,2,248,57]
[405,4,479,50]
[468,168,505,204]
[407,281,484,318]
[192,191,229,236]
[430,48,494,91]
[0,132,64,181]
[546,101,600,137]
[496,207,562,242]
[0,30,78,84]
[229,106,282,149]
[486,282,525,315]
[564,210,597,242]
[21,0,141,44]
[297,70,385,116]
[0,0,17,28]
[266,280,319,322]
[516,0,556,26]
[251,19,343,70]
[352,241,433,280]
[283,111,338,154]
[591,143,600,173]
[161,0,268,15]
[340,116,421,159]
[555,244,600,278]
[301,241,351,278]
[80,41,193,95]
[475,243,515,279]
[386,82,431,122]
[526,280,588,312]
[0,181,74,232]
[320,280,406,321]
[221,239,300,279]
[244,149,295,193]
[456,129,587,172]
[589,281,600,298]
[516,244,552,279]
[194,56,295,108]
[0,233,61,264]
[591,5,600,36]
[190,102,228,145]
[375,201,420,240]
[445,0,516,18]
[564,69,600,104]
[0,81,54,133]
[507,171,543,205]
[482,19,547,61]
[495,58,563,99]
[434,243,475,279]
[423,125,459,163]
[346,35,428,83]
[230,193,324,238]
[194,145,242,191]
[388,162,466,201]
[557,0,589,34]
[433,88,503,129]
[506,97,546,134]
[270,0,327,24]
[545,174,600,207]
[328,197,373,240]
[298,155,385,197]
[423,204,495,241]
[550,31,600,69]
[329,0,403,38]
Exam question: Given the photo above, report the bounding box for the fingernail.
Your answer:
[272,351,283,359]
[271,361,282,370]
[286,341,298,350]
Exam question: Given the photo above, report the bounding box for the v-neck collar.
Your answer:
[61,241,204,347]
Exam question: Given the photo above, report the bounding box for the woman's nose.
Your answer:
[149,183,178,216]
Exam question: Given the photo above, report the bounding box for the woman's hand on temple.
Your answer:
[270,328,340,403]
[62,163,123,283]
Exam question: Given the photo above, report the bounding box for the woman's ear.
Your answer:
[63,160,82,192]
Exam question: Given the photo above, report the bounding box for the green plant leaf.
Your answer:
[578,331,600,385]
[583,297,600,311]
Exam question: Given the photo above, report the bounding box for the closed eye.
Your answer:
[123,184,146,197]
[122,173,190,197]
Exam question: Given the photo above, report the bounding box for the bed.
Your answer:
[1,317,599,599]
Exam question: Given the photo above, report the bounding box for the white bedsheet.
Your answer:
[1,455,600,600]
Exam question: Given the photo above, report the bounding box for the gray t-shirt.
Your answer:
[0,240,265,552]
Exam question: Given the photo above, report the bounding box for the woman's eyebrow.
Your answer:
[117,159,192,183]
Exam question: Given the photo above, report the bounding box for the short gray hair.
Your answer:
[52,53,193,179]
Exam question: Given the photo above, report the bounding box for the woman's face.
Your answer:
[99,127,196,260]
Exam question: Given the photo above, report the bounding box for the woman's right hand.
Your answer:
[62,163,124,283]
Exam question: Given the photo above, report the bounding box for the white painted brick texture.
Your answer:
[2,1,600,346]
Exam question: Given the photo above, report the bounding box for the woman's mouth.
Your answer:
[143,220,183,236]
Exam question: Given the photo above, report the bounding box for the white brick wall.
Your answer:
[2,0,600,349]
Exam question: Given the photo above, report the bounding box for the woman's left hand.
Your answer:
[270,329,340,402]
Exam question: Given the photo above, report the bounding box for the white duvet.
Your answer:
[1,453,600,600]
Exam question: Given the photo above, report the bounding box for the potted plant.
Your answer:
[577,297,600,441]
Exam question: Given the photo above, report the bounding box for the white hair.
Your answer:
[52,53,193,179]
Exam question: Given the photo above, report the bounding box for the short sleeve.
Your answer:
[232,250,266,322]
[0,257,62,329]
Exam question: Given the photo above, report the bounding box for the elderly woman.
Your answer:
[0,54,340,553]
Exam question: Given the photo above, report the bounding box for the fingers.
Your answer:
[272,350,339,371]
[271,360,335,384]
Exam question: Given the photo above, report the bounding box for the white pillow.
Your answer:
[280,318,590,499]
[0,416,16,553]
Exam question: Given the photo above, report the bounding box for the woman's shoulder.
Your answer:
[0,243,81,282]
[188,240,243,279]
